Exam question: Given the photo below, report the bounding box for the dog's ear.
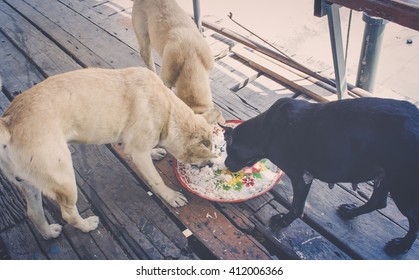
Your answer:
[220,124,234,145]
[202,108,224,124]
[196,143,217,159]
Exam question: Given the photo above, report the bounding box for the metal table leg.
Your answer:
[192,0,202,32]
[326,3,348,99]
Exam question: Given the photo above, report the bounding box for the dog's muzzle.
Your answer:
[191,161,213,169]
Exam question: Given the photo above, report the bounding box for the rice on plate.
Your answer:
[174,120,284,202]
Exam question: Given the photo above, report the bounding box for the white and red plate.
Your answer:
[173,120,284,202]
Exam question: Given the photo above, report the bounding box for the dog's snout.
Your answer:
[191,160,213,169]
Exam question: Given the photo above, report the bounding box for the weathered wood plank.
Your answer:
[8,0,111,69]
[73,171,150,260]
[13,0,142,69]
[216,203,256,233]
[112,145,274,259]
[0,171,26,231]
[252,200,352,260]
[0,236,11,259]
[61,209,127,260]
[153,158,274,260]
[243,192,274,212]
[235,74,297,112]
[214,177,352,259]
[210,82,261,121]
[0,222,47,260]
[57,0,159,66]
[33,208,81,260]
[271,175,419,259]
[91,0,133,17]
[232,45,337,102]
[0,0,81,75]
[0,32,44,99]
[212,54,259,91]
[72,145,191,259]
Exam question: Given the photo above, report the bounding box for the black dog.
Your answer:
[223,97,419,255]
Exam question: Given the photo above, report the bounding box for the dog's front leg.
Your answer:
[270,174,311,229]
[131,151,188,207]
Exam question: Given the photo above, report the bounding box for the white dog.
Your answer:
[132,0,221,119]
[0,67,221,239]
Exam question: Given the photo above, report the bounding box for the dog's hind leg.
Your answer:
[53,179,99,233]
[384,210,419,255]
[133,19,156,72]
[270,174,311,228]
[34,143,99,233]
[50,163,99,233]
[16,182,62,239]
[338,172,388,219]
[384,179,419,255]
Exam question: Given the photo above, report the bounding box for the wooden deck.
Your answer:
[0,0,418,260]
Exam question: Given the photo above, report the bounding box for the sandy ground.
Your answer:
[177,0,419,102]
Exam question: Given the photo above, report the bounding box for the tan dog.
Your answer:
[132,0,221,119]
[0,67,221,239]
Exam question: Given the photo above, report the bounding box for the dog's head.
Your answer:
[171,108,221,167]
[222,98,307,172]
[222,120,264,173]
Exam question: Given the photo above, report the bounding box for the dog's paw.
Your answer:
[79,215,100,233]
[269,213,295,230]
[384,238,411,255]
[151,148,167,161]
[167,191,188,207]
[337,203,358,220]
[42,224,63,240]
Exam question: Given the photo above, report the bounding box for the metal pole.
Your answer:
[356,12,387,93]
[192,0,202,32]
[326,4,348,99]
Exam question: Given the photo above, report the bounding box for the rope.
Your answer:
[227,12,291,59]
